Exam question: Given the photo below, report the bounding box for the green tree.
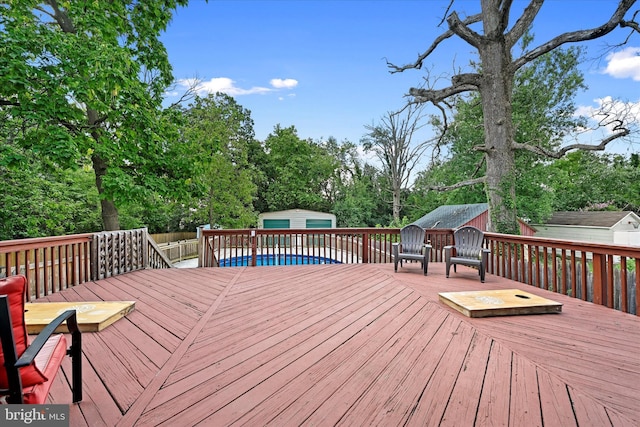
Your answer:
[320,138,384,227]
[411,41,591,226]
[389,1,638,233]
[260,126,338,213]
[548,151,640,213]
[0,151,102,240]
[180,93,258,229]
[0,0,190,230]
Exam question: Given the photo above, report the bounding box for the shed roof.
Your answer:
[258,209,335,217]
[544,211,638,228]
[413,203,488,229]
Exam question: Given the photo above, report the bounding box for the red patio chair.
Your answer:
[0,275,82,404]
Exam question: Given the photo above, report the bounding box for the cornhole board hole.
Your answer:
[438,289,562,318]
[24,301,136,333]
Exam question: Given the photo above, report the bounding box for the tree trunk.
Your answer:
[92,153,120,231]
[392,187,401,222]
[478,24,519,234]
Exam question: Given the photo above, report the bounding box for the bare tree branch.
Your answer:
[166,77,201,109]
[409,82,478,104]
[446,11,483,47]
[620,9,640,32]
[512,0,636,71]
[387,13,482,73]
[439,0,456,27]
[513,128,630,158]
[505,0,544,47]
[427,176,486,192]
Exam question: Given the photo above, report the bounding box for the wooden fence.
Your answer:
[149,231,197,245]
[0,228,171,301]
[158,239,198,263]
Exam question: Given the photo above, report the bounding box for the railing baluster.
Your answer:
[620,257,628,313]
[607,254,615,309]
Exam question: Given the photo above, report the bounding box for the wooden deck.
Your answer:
[39,263,640,426]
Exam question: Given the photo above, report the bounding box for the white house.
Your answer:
[533,211,640,246]
[258,209,336,229]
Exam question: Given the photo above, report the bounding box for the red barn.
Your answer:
[412,203,536,236]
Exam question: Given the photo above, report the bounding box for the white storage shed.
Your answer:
[258,209,336,229]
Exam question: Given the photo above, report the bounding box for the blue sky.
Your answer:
[161,0,640,152]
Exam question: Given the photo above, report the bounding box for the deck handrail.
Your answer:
[0,228,170,301]
[483,232,639,315]
[1,227,637,315]
[201,227,638,316]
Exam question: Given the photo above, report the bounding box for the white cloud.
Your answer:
[603,47,640,81]
[176,77,298,97]
[270,78,298,89]
[178,77,272,96]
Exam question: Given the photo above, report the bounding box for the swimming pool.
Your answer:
[219,254,341,267]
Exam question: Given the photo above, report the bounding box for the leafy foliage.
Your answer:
[414,45,588,224]
[259,126,338,213]
[179,93,258,228]
[548,151,640,213]
[0,0,190,230]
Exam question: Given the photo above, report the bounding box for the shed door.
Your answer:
[306,219,332,228]
[263,219,290,229]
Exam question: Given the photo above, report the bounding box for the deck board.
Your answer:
[35,263,640,426]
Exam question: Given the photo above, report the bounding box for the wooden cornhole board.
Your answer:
[24,301,136,334]
[439,289,562,318]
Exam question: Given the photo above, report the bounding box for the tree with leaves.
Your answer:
[389,0,639,233]
[180,93,258,229]
[413,40,588,224]
[361,104,431,222]
[259,126,338,213]
[0,0,190,230]
[320,137,385,227]
[548,151,640,213]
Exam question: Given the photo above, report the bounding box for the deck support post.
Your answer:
[592,253,607,306]
[362,233,369,264]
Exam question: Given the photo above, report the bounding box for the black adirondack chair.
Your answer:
[444,226,491,282]
[392,224,431,275]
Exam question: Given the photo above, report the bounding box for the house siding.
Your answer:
[533,212,640,246]
[535,225,613,243]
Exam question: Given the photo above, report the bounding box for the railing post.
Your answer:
[592,253,607,306]
[251,230,257,267]
[90,235,98,281]
[142,227,149,269]
[362,232,369,264]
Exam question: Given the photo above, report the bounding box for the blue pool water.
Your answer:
[219,254,341,267]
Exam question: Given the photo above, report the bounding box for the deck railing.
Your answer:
[200,228,454,267]
[157,239,199,263]
[484,233,639,315]
[201,227,638,315]
[0,227,637,315]
[0,228,171,301]
[201,228,403,267]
